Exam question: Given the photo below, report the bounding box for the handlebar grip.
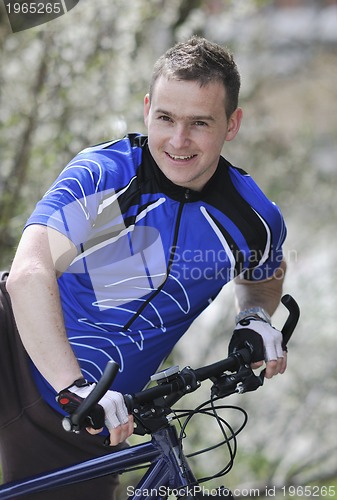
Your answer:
[281,294,300,348]
[63,360,120,432]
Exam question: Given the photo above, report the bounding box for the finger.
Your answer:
[251,360,264,370]
[114,393,129,425]
[265,344,283,363]
[86,427,103,435]
[279,351,287,374]
[109,416,133,446]
[275,342,284,359]
[264,359,278,378]
[102,392,129,428]
[264,328,284,362]
[127,414,134,435]
[108,415,134,446]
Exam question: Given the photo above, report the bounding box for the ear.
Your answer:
[143,94,150,127]
[225,107,243,142]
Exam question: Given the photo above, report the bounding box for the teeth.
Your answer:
[168,154,194,160]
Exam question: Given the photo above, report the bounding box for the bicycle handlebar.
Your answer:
[126,294,299,408]
[63,294,300,434]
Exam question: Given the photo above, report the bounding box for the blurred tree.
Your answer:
[0,32,51,257]
[0,0,275,266]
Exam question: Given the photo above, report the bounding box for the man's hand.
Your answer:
[57,378,134,445]
[228,317,287,378]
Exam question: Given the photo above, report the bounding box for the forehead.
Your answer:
[150,76,226,116]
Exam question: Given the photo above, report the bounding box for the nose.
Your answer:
[169,124,190,150]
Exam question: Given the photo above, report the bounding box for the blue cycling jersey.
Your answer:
[26,134,286,414]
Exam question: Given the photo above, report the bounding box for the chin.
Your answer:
[165,172,191,187]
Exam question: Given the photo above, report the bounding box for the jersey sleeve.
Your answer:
[242,204,286,281]
[229,167,287,282]
[25,154,114,247]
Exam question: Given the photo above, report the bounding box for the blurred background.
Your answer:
[0,0,336,498]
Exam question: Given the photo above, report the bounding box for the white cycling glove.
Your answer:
[56,378,129,431]
[229,314,284,363]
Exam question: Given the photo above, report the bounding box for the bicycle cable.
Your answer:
[172,395,248,483]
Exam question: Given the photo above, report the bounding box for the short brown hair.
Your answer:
[149,36,241,118]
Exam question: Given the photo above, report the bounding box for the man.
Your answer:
[1,36,287,499]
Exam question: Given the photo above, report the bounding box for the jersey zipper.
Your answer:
[123,189,189,331]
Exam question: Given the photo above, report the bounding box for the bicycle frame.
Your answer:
[0,424,199,499]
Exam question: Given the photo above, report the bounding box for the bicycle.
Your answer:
[0,295,300,499]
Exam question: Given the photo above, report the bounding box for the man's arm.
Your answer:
[6,224,133,444]
[7,224,82,391]
[234,259,287,316]
[233,259,287,378]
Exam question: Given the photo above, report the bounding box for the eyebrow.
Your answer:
[155,108,215,122]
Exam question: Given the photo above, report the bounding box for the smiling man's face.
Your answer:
[144,76,242,191]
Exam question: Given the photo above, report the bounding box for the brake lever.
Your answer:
[211,363,264,397]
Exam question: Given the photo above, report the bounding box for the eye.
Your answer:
[158,115,172,122]
[194,121,208,127]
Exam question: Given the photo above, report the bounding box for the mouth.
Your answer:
[166,152,197,162]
